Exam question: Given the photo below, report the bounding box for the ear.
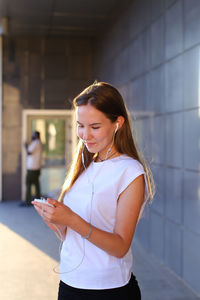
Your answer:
[116,116,125,130]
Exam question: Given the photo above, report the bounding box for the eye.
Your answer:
[92,126,100,130]
[77,124,84,128]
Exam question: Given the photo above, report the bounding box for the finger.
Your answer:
[32,203,41,213]
[32,201,53,214]
[36,207,44,217]
[32,201,43,209]
[47,198,59,207]
[33,204,45,218]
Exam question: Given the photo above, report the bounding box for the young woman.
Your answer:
[33,82,155,300]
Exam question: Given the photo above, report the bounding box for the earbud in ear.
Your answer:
[115,123,119,134]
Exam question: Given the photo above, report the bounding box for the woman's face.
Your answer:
[76,104,117,156]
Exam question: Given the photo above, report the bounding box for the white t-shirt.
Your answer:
[60,155,149,289]
[27,139,42,170]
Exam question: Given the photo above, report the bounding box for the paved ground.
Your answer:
[0,200,199,300]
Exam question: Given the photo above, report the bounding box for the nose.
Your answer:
[82,127,92,141]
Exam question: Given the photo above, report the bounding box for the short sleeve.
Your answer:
[117,159,150,220]
[118,160,145,196]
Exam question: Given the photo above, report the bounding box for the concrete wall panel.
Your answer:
[183,229,200,294]
[164,220,182,276]
[150,211,165,261]
[183,171,200,235]
[165,0,183,59]
[184,0,200,49]
[151,16,164,67]
[165,112,183,168]
[183,46,200,110]
[151,165,165,215]
[151,0,165,20]
[129,0,152,39]
[165,168,183,224]
[150,66,165,113]
[183,110,200,171]
[151,116,165,164]
[164,55,183,112]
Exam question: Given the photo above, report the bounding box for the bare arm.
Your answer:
[34,174,145,258]
[70,174,145,257]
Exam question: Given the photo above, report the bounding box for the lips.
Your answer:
[85,142,96,147]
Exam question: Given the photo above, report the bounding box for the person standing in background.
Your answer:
[20,131,42,207]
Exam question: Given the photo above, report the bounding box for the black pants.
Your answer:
[58,274,141,300]
[26,170,41,204]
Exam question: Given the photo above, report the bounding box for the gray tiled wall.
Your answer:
[94,0,200,296]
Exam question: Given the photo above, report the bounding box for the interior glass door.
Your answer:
[27,115,70,198]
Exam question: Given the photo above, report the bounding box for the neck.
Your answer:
[96,135,117,161]
[98,150,118,162]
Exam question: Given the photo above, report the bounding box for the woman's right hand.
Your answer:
[32,199,67,240]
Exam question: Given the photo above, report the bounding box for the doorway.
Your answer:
[22,110,76,201]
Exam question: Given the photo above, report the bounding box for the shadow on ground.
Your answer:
[0,200,60,261]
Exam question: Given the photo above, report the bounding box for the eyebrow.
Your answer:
[77,121,101,126]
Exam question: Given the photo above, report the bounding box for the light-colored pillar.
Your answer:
[0,35,2,201]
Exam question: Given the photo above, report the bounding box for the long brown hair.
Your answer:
[58,82,155,202]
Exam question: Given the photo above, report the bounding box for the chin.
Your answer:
[85,142,107,154]
[85,145,98,153]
